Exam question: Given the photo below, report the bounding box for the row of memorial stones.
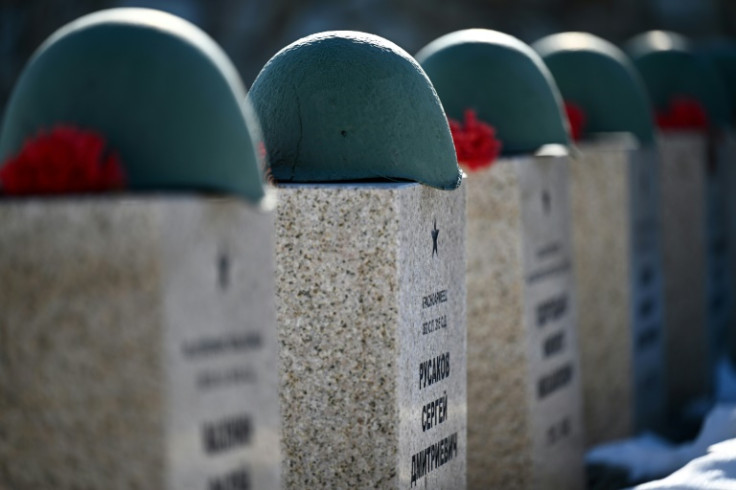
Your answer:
[0,8,735,490]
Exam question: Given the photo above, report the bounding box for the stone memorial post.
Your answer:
[702,41,736,377]
[249,31,467,489]
[727,131,736,374]
[628,31,734,432]
[416,29,584,490]
[0,9,281,489]
[534,32,667,445]
[704,132,735,392]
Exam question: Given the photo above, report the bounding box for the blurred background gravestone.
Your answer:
[700,40,736,389]
[417,28,584,490]
[627,30,733,439]
[534,32,667,447]
[0,9,281,489]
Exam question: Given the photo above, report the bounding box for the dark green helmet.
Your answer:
[0,8,267,203]
[698,39,736,121]
[248,31,461,190]
[416,29,569,155]
[534,32,655,144]
[625,31,731,129]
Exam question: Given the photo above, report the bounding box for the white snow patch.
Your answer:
[587,404,736,485]
[632,434,736,489]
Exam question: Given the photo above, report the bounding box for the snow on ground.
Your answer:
[631,438,736,489]
[630,359,736,489]
[587,403,736,483]
[587,358,736,487]
[587,432,678,483]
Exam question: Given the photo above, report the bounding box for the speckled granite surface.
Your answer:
[466,153,584,490]
[570,141,634,447]
[275,182,466,489]
[570,141,667,442]
[0,197,281,490]
[657,131,710,414]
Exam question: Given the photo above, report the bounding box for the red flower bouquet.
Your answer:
[564,102,586,142]
[448,109,502,172]
[0,126,125,195]
[656,97,709,130]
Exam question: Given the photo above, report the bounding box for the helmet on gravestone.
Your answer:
[625,31,732,130]
[533,32,656,146]
[0,8,267,204]
[415,29,570,156]
[247,30,462,190]
[698,39,736,122]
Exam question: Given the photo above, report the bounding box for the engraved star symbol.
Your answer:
[431,219,439,257]
[218,252,230,290]
[542,190,551,215]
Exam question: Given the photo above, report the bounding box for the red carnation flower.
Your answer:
[448,109,502,172]
[564,102,586,142]
[656,97,709,130]
[0,126,125,196]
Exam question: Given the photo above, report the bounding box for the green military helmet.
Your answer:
[416,29,569,155]
[0,8,266,203]
[625,31,732,129]
[698,39,736,121]
[248,30,461,190]
[533,32,655,145]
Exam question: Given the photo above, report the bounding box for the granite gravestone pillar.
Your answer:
[702,41,736,377]
[628,31,734,429]
[535,32,667,444]
[726,132,736,372]
[657,129,710,417]
[704,133,734,391]
[0,10,281,489]
[249,31,467,489]
[417,29,585,490]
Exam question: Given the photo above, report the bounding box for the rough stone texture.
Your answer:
[570,140,667,443]
[0,200,164,489]
[275,182,466,489]
[657,131,710,415]
[466,157,529,489]
[0,197,281,490]
[466,153,584,490]
[570,141,634,447]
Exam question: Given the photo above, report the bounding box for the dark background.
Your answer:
[1,0,734,114]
